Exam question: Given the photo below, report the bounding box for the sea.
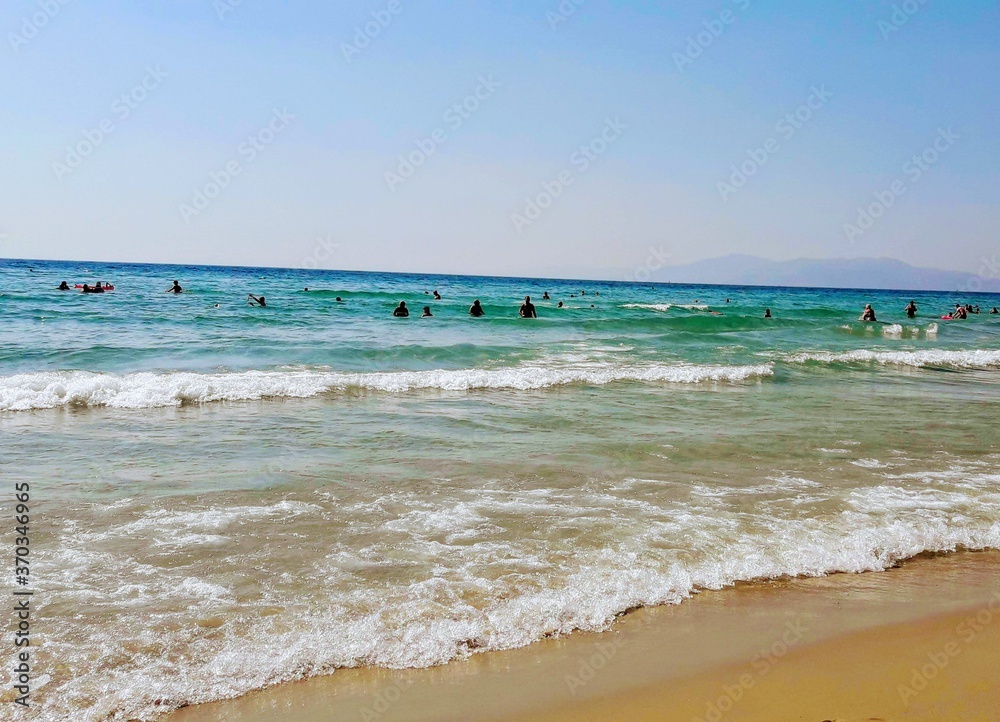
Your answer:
[2,257,999,721]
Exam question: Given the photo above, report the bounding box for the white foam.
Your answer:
[850,458,892,469]
[621,303,674,311]
[28,469,1000,722]
[0,363,775,411]
[787,349,1000,369]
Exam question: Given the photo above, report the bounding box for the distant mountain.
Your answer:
[655,255,1000,293]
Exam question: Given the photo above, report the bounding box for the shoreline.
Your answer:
[169,549,1000,722]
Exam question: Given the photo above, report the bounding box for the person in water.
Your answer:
[991,307,1000,314]
[469,300,485,317]
[905,300,917,318]
[542,292,550,300]
[167,280,183,294]
[557,301,564,308]
[952,304,968,320]
[764,308,772,318]
[421,306,433,317]
[519,296,537,318]
[972,305,982,314]
[58,281,70,290]
[859,304,877,322]
[393,301,409,317]
[335,297,343,302]
[433,290,442,300]
[247,294,266,307]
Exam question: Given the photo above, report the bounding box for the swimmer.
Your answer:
[392,301,409,317]
[167,280,183,294]
[764,308,772,319]
[952,304,968,319]
[433,290,442,300]
[519,296,537,318]
[859,304,877,322]
[469,300,485,317]
[421,306,433,317]
[557,301,564,308]
[57,281,70,291]
[542,292,550,300]
[247,294,266,307]
[991,307,999,314]
[304,287,309,292]
[905,300,917,318]
[335,297,343,302]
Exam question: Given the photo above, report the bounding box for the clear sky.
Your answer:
[2,0,998,280]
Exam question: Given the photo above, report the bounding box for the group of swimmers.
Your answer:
[58,280,113,293]
[855,301,998,323]
[390,295,539,318]
[59,278,1000,322]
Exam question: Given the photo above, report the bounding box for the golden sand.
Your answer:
[169,551,1000,722]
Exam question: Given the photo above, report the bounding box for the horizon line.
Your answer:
[1,256,996,297]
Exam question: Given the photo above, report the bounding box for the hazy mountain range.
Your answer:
[655,255,1000,293]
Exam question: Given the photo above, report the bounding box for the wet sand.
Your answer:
[169,551,1000,722]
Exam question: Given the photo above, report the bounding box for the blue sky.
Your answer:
[2,0,998,279]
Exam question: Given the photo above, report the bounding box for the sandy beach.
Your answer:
[169,550,1000,722]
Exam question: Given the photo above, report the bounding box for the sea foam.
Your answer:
[787,349,1000,368]
[0,362,773,411]
[28,467,1000,722]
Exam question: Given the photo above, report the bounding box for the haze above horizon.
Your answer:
[3,1,998,283]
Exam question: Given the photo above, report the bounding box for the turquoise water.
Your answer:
[3,258,1000,721]
[2,258,998,400]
